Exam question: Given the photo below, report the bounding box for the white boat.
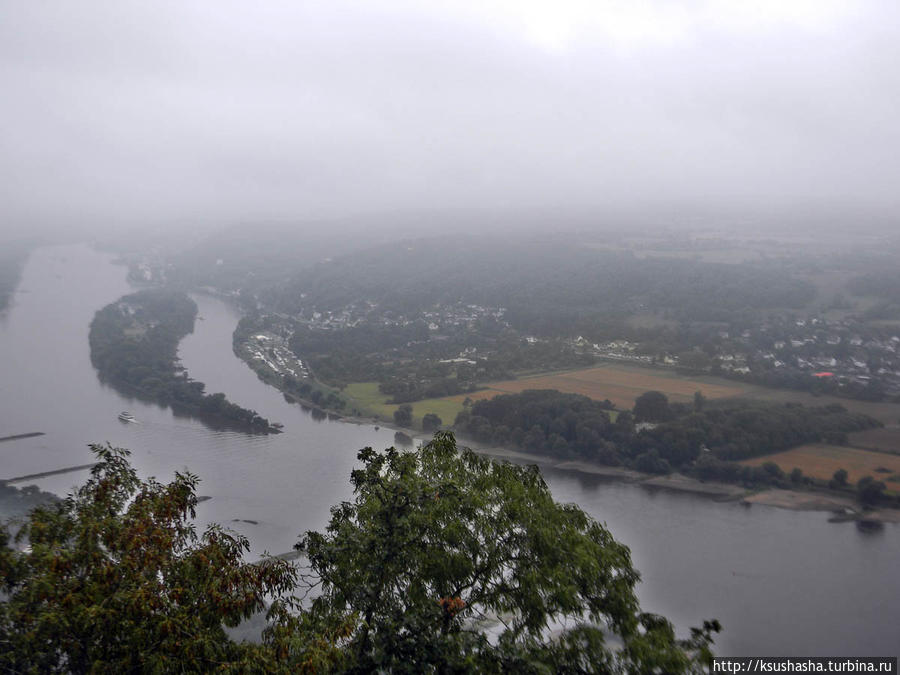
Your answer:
[118,411,136,423]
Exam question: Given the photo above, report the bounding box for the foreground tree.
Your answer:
[296,432,719,673]
[2,435,719,673]
[0,444,296,673]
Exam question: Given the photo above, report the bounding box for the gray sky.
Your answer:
[2,1,899,232]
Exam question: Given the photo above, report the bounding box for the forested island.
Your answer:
[89,289,274,432]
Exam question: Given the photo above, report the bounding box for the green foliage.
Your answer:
[857,476,887,505]
[393,403,413,427]
[296,432,718,673]
[421,412,443,432]
[287,317,590,401]
[0,444,297,673]
[633,391,671,423]
[2,436,719,672]
[455,390,882,481]
[831,468,849,488]
[456,389,619,464]
[693,391,707,413]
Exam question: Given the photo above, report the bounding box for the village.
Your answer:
[230,289,900,403]
[580,314,900,399]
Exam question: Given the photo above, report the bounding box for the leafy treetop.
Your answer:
[2,435,719,673]
[295,431,719,673]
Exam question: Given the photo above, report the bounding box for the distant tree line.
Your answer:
[269,239,816,335]
[89,289,271,432]
[847,271,900,299]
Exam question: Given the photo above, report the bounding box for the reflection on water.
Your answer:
[856,520,885,535]
[1,244,899,657]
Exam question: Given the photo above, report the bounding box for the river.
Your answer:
[1,244,898,657]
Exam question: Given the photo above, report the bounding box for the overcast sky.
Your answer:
[2,1,899,232]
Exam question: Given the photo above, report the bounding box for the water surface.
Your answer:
[1,244,897,657]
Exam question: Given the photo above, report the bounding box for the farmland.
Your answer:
[441,363,747,410]
[346,361,900,468]
[345,363,745,429]
[344,382,467,429]
[741,444,900,490]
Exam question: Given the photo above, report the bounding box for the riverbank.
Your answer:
[226,304,900,526]
[355,424,899,523]
[478,442,900,522]
[256,378,900,524]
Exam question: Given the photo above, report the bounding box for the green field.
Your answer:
[344,382,467,430]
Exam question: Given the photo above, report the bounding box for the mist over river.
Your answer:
[1,244,898,656]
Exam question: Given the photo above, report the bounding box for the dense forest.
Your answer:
[267,238,816,335]
[89,289,272,432]
[454,389,881,485]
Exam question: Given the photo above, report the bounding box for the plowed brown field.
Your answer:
[445,364,746,410]
[741,444,900,486]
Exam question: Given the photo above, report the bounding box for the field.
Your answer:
[736,386,900,427]
[347,361,900,463]
[439,363,747,410]
[344,382,467,429]
[741,444,900,489]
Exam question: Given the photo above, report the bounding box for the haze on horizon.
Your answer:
[2,1,899,237]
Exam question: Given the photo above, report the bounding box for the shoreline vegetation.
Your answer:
[227,337,900,523]
[89,289,278,434]
[476,444,900,524]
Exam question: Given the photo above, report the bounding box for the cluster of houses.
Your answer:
[419,304,507,331]
[294,301,508,334]
[241,332,308,380]
[568,315,900,397]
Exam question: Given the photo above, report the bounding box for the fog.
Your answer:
[2,1,899,236]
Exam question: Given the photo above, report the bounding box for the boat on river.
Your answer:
[118,411,137,423]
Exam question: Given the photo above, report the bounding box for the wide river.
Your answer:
[1,244,898,657]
